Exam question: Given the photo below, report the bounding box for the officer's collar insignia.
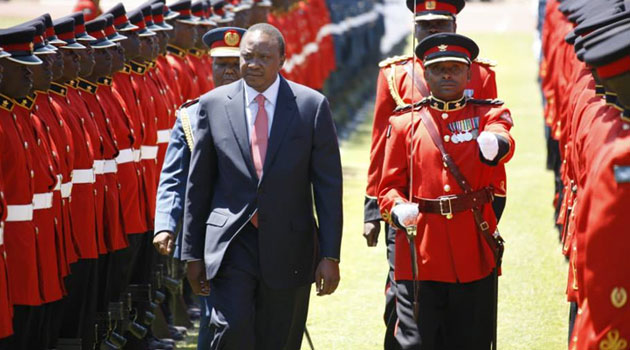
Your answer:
[429,95,467,112]
[97,76,113,86]
[66,80,79,89]
[14,94,36,110]
[77,78,98,94]
[167,44,186,58]
[0,94,14,112]
[595,85,605,96]
[622,109,630,122]
[122,64,132,74]
[130,60,147,75]
[188,48,204,58]
[49,82,68,97]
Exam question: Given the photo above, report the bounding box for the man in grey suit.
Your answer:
[182,23,343,349]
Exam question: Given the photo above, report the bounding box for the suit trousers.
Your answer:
[207,223,311,350]
[395,274,493,350]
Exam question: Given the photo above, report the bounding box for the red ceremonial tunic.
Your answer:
[166,45,200,103]
[366,56,502,221]
[113,67,149,234]
[49,82,99,260]
[186,50,214,96]
[0,150,14,338]
[378,98,514,282]
[571,111,630,350]
[0,94,42,306]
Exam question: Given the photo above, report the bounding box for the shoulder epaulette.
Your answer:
[393,97,429,114]
[378,54,412,68]
[468,98,504,106]
[179,98,199,110]
[474,57,497,68]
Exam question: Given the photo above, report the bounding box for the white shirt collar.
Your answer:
[244,74,281,107]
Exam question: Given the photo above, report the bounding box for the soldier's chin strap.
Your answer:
[407,0,420,323]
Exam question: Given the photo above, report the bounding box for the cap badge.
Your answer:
[426,1,437,10]
[438,44,448,52]
[224,31,240,46]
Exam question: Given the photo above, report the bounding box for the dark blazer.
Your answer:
[182,77,343,289]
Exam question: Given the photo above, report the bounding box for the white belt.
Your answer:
[72,168,96,184]
[103,160,118,174]
[33,192,54,210]
[5,204,34,222]
[116,149,134,164]
[61,182,73,198]
[54,177,62,191]
[133,149,142,162]
[0,222,4,246]
[141,146,159,160]
[157,129,171,144]
[94,160,105,175]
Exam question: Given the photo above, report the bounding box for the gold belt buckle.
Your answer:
[438,195,456,217]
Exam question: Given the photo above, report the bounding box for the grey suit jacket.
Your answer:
[182,77,343,289]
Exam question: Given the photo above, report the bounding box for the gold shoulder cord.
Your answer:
[386,65,406,107]
[180,108,195,152]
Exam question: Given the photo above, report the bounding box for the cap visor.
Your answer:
[138,29,157,37]
[424,56,470,67]
[415,13,454,21]
[34,47,57,55]
[157,23,173,30]
[109,33,128,42]
[0,51,10,59]
[77,34,98,42]
[176,18,200,25]
[7,55,43,65]
[60,42,87,49]
[165,12,179,21]
[209,47,240,57]
[233,4,252,11]
[147,24,163,31]
[91,39,117,48]
[117,23,139,32]
[48,37,67,45]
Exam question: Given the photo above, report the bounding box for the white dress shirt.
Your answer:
[244,74,280,139]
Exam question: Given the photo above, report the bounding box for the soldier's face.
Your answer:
[234,9,252,28]
[139,36,154,61]
[603,71,630,109]
[0,59,33,98]
[415,19,456,42]
[50,50,64,80]
[59,49,80,82]
[92,48,113,78]
[109,44,125,73]
[240,30,284,92]
[156,31,171,53]
[212,56,240,86]
[196,25,214,50]
[173,22,197,50]
[77,43,96,77]
[120,30,141,61]
[32,54,53,91]
[423,61,470,101]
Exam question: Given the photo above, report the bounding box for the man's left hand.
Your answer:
[315,258,340,296]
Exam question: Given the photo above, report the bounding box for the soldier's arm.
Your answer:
[479,106,516,166]
[377,115,412,227]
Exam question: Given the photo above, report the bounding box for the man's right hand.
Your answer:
[153,231,175,255]
[391,203,419,230]
[363,220,381,247]
[186,260,210,296]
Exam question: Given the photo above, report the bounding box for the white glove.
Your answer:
[391,203,419,229]
[477,131,499,161]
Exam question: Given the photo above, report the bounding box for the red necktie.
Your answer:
[250,94,268,227]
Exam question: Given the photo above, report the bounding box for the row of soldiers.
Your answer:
[539,0,630,348]
[0,0,273,349]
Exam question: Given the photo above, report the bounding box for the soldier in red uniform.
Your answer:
[378,33,514,350]
[570,25,630,350]
[0,26,45,350]
[73,0,103,21]
[0,44,16,348]
[166,0,202,102]
[188,1,216,95]
[363,2,502,348]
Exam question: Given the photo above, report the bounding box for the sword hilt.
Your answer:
[406,225,417,238]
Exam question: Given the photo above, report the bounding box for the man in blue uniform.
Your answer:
[153,26,246,350]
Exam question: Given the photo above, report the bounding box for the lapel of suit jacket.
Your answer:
[225,80,257,180]
[260,77,297,183]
